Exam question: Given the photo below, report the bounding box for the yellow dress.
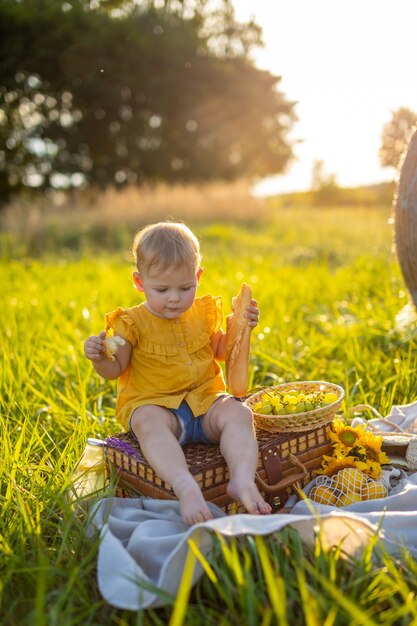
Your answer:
[105,294,226,429]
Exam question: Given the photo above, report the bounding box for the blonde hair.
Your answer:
[132,222,201,275]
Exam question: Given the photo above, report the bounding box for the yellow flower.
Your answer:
[378,450,390,465]
[368,460,384,479]
[356,444,390,467]
[358,432,390,467]
[329,420,367,451]
[319,419,390,482]
[316,454,359,476]
[360,431,384,454]
[353,458,382,479]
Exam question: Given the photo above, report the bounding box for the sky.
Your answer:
[232,0,417,194]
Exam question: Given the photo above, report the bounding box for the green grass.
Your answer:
[2,204,417,625]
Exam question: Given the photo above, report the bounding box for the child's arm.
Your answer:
[211,299,259,361]
[210,328,227,361]
[84,331,132,380]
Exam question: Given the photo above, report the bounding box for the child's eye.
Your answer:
[181,287,192,291]
[156,288,167,293]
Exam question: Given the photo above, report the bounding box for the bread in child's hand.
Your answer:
[225,283,252,398]
[103,336,126,361]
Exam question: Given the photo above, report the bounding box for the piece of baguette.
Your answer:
[225,283,252,397]
[103,335,126,361]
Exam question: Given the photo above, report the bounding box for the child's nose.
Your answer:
[168,291,180,302]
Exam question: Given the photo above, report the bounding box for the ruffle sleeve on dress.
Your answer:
[204,295,223,335]
[105,307,139,347]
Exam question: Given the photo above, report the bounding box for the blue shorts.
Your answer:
[173,400,215,446]
[129,400,217,447]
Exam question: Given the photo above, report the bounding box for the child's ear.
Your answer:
[133,271,144,292]
[196,267,203,282]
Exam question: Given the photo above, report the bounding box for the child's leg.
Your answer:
[130,405,213,526]
[202,397,272,515]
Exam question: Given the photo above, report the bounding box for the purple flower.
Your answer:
[105,436,142,460]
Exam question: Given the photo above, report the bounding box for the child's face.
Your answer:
[133,264,203,320]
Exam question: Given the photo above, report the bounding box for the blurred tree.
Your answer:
[0,0,297,204]
[310,158,340,206]
[379,107,417,171]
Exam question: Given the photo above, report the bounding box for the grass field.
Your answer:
[2,192,417,625]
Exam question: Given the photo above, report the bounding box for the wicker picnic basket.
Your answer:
[245,381,344,434]
[104,422,332,514]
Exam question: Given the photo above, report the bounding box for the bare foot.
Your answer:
[172,474,214,526]
[227,476,272,515]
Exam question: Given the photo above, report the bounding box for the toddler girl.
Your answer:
[84,221,271,525]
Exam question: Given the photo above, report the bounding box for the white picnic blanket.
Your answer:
[89,470,417,610]
[87,400,417,610]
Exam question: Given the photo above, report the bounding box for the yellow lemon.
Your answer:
[333,468,367,494]
[362,480,387,500]
[310,485,338,505]
[337,492,362,507]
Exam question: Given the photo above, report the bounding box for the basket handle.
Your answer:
[255,454,308,494]
[346,404,404,432]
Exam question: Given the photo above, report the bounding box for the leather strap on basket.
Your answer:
[256,453,308,509]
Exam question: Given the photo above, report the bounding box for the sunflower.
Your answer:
[356,444,390,467]
[358,433,390,463]
[316,454,359,476]
[329,420,367,451]
[319,419,391,484]
[359,431,383,453]
[354,458,383,479]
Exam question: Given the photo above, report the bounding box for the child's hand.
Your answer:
[245,299,259,328]
[84,331,107,362]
